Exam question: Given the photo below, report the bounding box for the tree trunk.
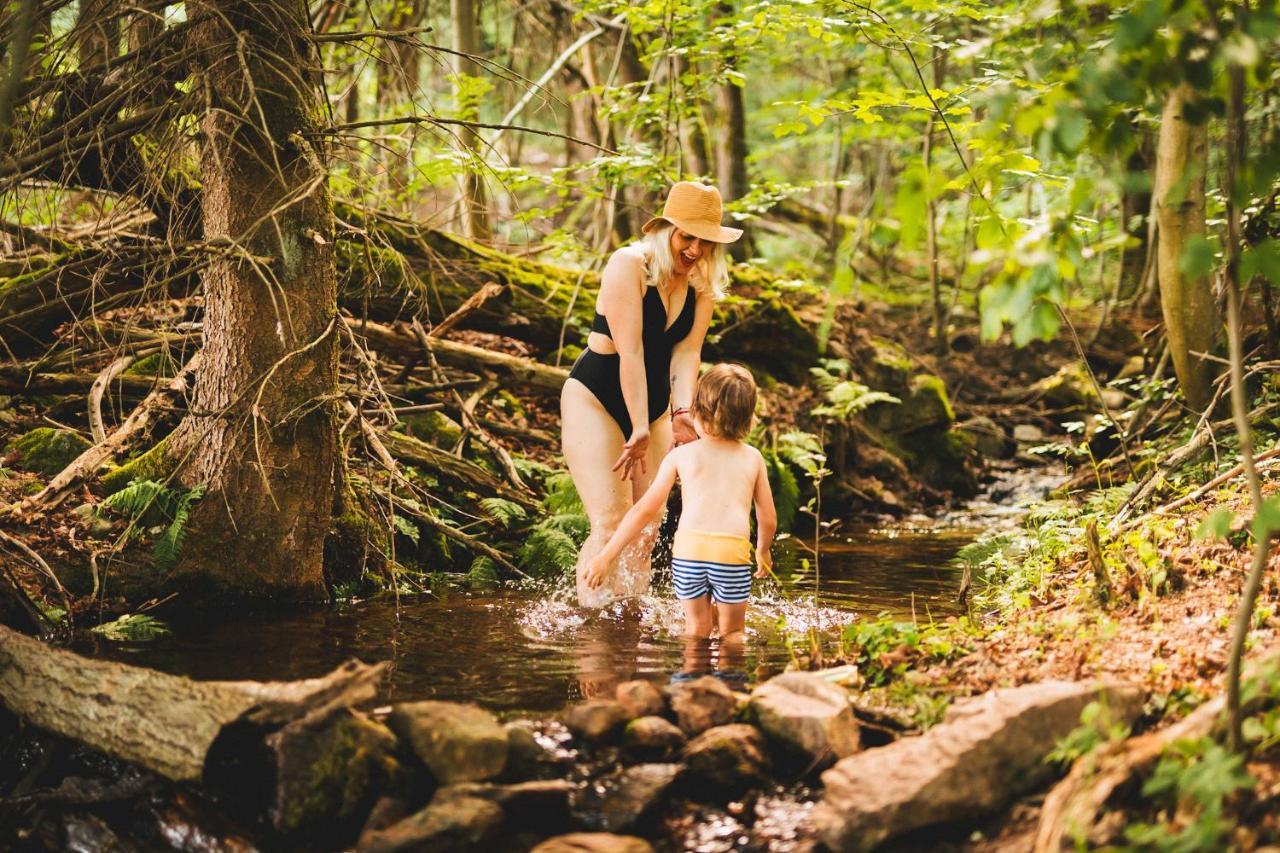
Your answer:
[1154,83,1219,413]
[377,0,424,205]
[173,1,340,598]
[1116,137,1154,300]
[714,36,752,261]
[451,0,490,240]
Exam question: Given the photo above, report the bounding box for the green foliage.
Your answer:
[776,429,828,480]
[102,480,207,571]
[809,365,901,422]
[466,556,501,590]
[90,613,170,642]
[391,514,420,547]
[761,445,799,533]
[1048,699,1133,767]
[517,517,582,578]
[1123,739,1253,852]
[841,614,967,687]
[479,497,528,529]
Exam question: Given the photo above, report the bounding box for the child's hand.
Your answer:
[754,552,773,579]
[583,555,611,589]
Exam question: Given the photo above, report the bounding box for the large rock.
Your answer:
[750,672,860,769]
[813,680,1142,852]
[681,723,770,798]
[438,780,574,833]
[502,721,564,781]
[358,793,503,853]
[623,716,686,762]
[616,680,665,719]
[565,699,629,744]
[586,763,681,833]
[957,415,1015,460]
[865,374,954,435]
[387,701,507,784]
[666,676,736,735]
[530,833,655,853]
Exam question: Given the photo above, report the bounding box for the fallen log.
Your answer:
[0,624,386,783]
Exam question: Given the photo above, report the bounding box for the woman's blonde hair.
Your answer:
[641,223,729,299]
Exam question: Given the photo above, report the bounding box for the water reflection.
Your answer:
[90,524,975,715]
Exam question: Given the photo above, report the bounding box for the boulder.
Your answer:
[358,793,503,853]
[1013,423,1045,444]
[387,701,507,784]
[616,680,665,719]
[565,699,629,744]
[813,680,1142,852]
[666,676,736,735]
[956,416,1015,460]
[438,780,574,833]
[530,833,655,853]
[865,374,954,436]
[681,723,770,798]
[502,721,563,781]
[6,427,91,476]
[750,672,860,769]
[586,763,681,833]
[1031,363,1098,410]
[622,716,686,762]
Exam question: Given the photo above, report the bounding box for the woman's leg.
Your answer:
[562,378,631,606]
[611,413,673,597]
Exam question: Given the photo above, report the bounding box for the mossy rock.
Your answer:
[863,336,914,394]
[1031,363,1099,411]
[399,411,463,448]
[901,428,978,497]
[864,374,954,436]
[6,427,90,476]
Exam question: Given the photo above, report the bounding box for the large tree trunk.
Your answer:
[172,1,340,598]
[1154,83,1219,413]
[1116,137,1153,301]
[714,25,753,262]
[451,0,490,240]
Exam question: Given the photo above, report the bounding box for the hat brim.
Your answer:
[641,216,743,244]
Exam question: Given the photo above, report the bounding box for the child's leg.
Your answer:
[714,601,748,643]
[681,594,714,638]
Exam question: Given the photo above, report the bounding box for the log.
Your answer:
[0,624,386,783]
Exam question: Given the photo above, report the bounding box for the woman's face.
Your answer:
[669,228,710,276]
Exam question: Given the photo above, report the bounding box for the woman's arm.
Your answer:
[668,290,715,445]
[597,250,651,479]
[752,450,777,577]
[584,453,680,588]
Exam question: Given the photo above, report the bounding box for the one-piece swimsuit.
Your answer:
[567,283,696,437]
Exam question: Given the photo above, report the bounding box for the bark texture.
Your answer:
[1154,83,1219,413]
[173,1,340,597]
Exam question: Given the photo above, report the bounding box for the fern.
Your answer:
[391,514,420,546]
[543,470,584,514]
[479,497,528,528]
[518,518,582,578]
[763,447,800,533]
[102,480,206,571]
[813,379,900,421]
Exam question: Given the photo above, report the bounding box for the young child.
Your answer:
[584,363,776,641]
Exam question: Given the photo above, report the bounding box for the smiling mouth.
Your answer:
[679,252,697,265]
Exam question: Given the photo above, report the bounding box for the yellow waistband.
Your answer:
[672,529,752,564]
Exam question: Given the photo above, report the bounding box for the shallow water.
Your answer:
[92,523,976,716]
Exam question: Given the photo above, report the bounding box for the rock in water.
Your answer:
[616,680,666,719]
[387,701,507,784]
[623,716,686,762]
[565,699,629,744]
[750,672,860,769]
[813,680,1142,852]
[358,793,503,853]
[681,723,770,799]
[530,833,655,853]
[666,677,736,735]
[587,763,681,832]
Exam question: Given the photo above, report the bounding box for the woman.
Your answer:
[562,182,743,607]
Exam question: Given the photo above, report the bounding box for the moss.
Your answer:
[902,428,978,497]
[865,373,955,435]
[123,352,179,378]
[323,509,389,594]
[6,428,91,476]
[399,410,462,448]
[102,435,178,494]
[1031,362,1099,411]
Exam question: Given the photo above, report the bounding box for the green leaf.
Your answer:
[90,614,170,642]
[1196,508,1235,540]
[1242,240,1280,286]
[1252,497,1280,541]
[1179,236,1218,279]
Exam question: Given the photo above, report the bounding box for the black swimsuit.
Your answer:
[568,285,697,437]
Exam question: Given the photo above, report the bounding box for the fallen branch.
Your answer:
[88,353,143,444]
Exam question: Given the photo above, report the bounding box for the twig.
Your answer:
[0,528,71,618]
[88,353,145,444]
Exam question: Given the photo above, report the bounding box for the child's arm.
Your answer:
[752,450,777,578]
[583,452,681,589]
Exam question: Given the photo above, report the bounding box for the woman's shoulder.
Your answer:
[607,243,649,269]
[601,244,650,292]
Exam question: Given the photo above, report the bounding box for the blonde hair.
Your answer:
[691,363,757,440]
[641,223,729,299]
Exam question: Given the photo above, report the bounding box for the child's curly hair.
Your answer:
[691,363,756,440]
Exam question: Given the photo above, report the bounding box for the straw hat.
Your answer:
[641,182,743,243]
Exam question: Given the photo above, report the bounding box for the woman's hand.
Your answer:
[611,428,650,481]
[671,411,698,447]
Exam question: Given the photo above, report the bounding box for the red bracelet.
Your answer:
[671,406,690,418]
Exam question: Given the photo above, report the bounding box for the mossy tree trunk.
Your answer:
[1155,83,1219,413]
[171,1,339,598]
[450,0,490,240]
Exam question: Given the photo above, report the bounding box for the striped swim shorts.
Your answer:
[671,529,753,605]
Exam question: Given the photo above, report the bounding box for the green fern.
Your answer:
[518,518,582,578]
[543,470,584,514]
[391,514,420,546]
[763,447,800,533]
[479,497,529,528]
[102,480,206,571]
